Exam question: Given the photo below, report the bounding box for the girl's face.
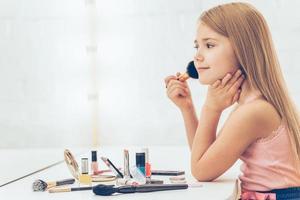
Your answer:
[194,22,240,85]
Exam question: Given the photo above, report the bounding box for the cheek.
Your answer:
[208,50,239,79]
[198,56,238,85]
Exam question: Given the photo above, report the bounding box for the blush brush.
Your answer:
[32,178,75,192]
[177,61,199,81]
[93,184,188,196]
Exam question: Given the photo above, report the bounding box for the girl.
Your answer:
[165,2,300,200]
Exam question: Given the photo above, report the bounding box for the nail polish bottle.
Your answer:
[79,158,92,185]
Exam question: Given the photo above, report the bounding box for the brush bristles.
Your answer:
[186,61,198,79]
[32,179,48,191]
[93,184,117,196]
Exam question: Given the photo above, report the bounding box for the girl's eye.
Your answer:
[206,43,214,48]
[194,44,199,49]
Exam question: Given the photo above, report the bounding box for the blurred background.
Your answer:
[0,0,299,148]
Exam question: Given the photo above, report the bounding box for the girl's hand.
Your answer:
[204,69,245,113]
[165,73,193,111]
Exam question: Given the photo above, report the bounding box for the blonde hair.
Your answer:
[200,2,300,164]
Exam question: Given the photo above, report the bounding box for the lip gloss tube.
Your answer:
[91,151,99,175]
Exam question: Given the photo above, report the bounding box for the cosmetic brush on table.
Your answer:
[48,186,93,193]
[32,178,75,192]
[93,184,188,196]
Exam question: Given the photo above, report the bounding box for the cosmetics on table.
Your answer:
[136,152,146,176]
[32,178,75,192]
[142,148,151,179]
[101,157,124,178]
[116,178,139,186]
[146,178,164,184]
[151,170,185,176]
[91,174,116,182]
[123,149,130,180]
[130,166,146,185]
[64,149,80,180]
[79,158,92,185]
[91,151,99,175]
[169,175,187,184]
[93,184,189,196]
[48,186,92,193]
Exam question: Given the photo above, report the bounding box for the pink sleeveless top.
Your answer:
[239,121,300,191]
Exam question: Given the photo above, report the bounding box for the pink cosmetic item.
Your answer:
[91,151,99,175]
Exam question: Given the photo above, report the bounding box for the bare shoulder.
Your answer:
[225,99,282,139]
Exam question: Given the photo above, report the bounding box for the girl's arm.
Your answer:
[180,104,198,150]
[191,102,278,181]
[191,70,244,181]
[190,70,280,181]
[191,105,221,163]
[164,74,198,149]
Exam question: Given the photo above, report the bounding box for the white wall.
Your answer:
[0,0,299,148]
[0,0,93,148]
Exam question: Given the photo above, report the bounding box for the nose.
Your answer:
[194,52,204,62]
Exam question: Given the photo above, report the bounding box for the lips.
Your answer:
[197,67,210,73]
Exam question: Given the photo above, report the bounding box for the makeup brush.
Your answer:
[177,61,199,81]
[92,184,188,196]
[48,186,93,193]
[32,178,75,192]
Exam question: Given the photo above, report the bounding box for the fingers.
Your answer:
[167,79,189,97]
[232,89,242,103]
[226,69,242,89]
[164,75,177,87]
[164,72,182,87]
[228,75,245,94]
[221,73,232,87]
[168,87,188,98]
[167,80,188,93]
[212,79,221,88]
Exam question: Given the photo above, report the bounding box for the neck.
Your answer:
[237,80,263,105]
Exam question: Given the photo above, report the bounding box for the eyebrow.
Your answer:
[194,38,218,43]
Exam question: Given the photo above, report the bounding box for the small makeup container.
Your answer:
[142,148,151,179]
[79,158,92,185]
[116,178,139,186]
[123,149,130,180]
[169,175,187,184]
[136,152,146,176]
[130,166,146,185]
[91,151,99,175]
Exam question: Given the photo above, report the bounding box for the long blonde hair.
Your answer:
[200,2,300,163]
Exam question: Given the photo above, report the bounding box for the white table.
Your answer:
[0,146,241,199]
[0,148,87,187]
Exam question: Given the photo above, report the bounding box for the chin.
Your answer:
[198,76,214,85]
